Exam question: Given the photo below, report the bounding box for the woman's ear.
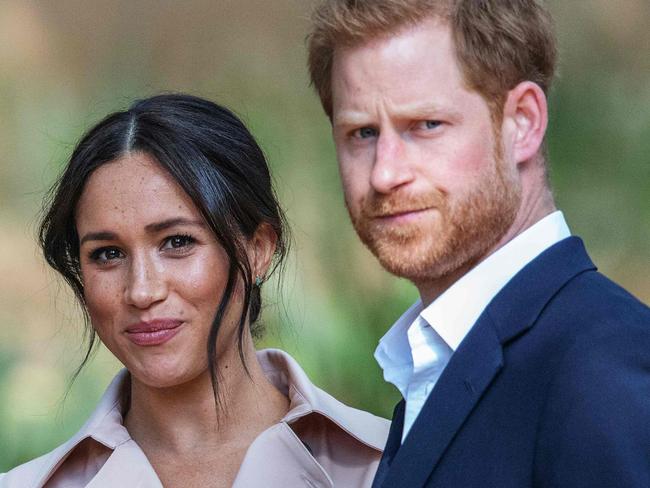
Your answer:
[502,81,548,165]
[249,223,277,282]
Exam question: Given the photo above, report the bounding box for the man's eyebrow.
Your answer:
[404,103,459,119]
[79,218,206,246]
[333,104,459,128]
[333,111,371,128]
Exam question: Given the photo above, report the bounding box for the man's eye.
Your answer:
[420,120,442,130]
[90,248,123,263]
[355,127,378,139]
[163,234,195,250]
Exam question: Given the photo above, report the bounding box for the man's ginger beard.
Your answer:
[347,136,522,283]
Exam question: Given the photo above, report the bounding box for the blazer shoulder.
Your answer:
[555,268,650,332]
[533,271,650,486]
[543,268,650,381]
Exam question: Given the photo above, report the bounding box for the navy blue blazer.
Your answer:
[373,237,650,488]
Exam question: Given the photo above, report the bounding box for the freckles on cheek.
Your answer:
[83,275,121,326]
[179,258,228,304]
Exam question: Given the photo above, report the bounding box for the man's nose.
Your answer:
[124,254,168,309]
[370,129,415,194]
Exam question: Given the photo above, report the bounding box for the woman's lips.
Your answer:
[125,319,183,346]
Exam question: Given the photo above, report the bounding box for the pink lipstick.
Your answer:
[125,319,183,346]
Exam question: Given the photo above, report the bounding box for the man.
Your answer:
[307,1,650,487]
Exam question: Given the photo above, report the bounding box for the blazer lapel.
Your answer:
[379,316,504,488]
[372,400,405,488]
[376,237,597,488]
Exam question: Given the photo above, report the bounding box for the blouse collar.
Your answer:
[29,349,386,487]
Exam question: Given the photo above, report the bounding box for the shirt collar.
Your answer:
[258,348,388,452]
[36,348,386,486]
[53,371,129,454]
[375,211,571,390]
[31,370,132,487]
[422,210,570,350]
[64,350,387,452]
[374,300,422,398]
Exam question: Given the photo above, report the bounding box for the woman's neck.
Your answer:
[123,341,289,473]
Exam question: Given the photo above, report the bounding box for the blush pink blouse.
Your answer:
[1,349,389,487]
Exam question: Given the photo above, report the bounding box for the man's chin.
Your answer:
[376,254,454,282]
[366,240,452,282]
[363,231,489,284]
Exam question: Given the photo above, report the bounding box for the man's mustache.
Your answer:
[360,191,446,219]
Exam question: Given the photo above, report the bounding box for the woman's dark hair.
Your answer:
[39,93,288,406]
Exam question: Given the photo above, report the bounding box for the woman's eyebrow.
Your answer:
[79,218,205,246]
[144,217,206,233]
[79,231,116,246]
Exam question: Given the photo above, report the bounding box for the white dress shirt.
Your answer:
[374,211,571,441]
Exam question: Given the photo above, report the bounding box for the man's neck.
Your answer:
[417,186,556,307]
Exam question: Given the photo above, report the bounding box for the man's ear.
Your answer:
[249,223,278,282]
[502,81,548,165]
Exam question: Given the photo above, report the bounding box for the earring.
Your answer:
[255,275,263,287]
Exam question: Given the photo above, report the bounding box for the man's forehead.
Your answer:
[330,21,466,123]
[331,20,456,81]
[333,17,451,62]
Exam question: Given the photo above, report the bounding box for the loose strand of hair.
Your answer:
[207,259,239,419]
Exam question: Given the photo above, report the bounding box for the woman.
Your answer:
[1,94,388,487]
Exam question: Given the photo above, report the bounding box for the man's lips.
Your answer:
[372,207,435,221]
[125,319,183,346]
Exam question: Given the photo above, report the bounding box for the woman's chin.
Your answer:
[127,361,205,390]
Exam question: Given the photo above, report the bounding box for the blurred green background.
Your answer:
[1,0,648,471]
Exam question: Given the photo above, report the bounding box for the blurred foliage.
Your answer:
[0,0,648,471]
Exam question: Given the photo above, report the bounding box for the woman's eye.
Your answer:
[90,247,123,263]
[163,234,195,250]
[354,127,378,139]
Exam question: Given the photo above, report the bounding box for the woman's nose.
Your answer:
[124,254,168,309]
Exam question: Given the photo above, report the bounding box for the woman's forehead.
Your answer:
[75,153,202,234]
